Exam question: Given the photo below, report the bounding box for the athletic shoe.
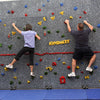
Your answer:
[6,64,13,69]
[30,72,35,77]
[68,72,76,77]
[86,67,93,72]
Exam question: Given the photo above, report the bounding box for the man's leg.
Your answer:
[72,58,77,72]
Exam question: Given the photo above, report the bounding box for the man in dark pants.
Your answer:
[64,19,96,77]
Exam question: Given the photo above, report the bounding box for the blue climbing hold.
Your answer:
[74,6,78,11]
[7,10,10,13]
[47,0,50,2]
[97,24,100,28]
[13,68,17,72]
[42,4,45,7]
[35,63,38,66]
[94,65,98,69]
[24,5,28,8]
[1,73,5,76]
[0,19,2,23]
[57,58,61,61]
[60,3,63,6]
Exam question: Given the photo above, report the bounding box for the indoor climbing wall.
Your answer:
[0,0,100,90]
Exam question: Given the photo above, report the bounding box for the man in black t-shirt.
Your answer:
[64,20,96,77]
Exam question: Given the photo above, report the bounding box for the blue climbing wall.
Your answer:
[0,0,100,89]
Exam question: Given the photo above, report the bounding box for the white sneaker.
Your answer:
[86,67,93,72]
[68,72,76,77]
[6,64,13,69]
[30,72,35,77]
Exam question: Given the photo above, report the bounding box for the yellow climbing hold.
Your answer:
[38,21,42,25]
[50,16,55,20]
[13,76,17,79]
[12,31,16,35]
[59,11,64,15]
[69,16,73,19]
[43,17,46,21]
[46,67,53,71]
[76,66,80,69]
[4,24,6,27]
[27,80,30,84]
[4,67,8,71]
[62,62,66,65]
[85,76,89,79]
[40,76,43,79]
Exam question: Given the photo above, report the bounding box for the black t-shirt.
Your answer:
[71,28,91,48]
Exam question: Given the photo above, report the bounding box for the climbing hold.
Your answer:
[13,76,17,79]
[67,66,71,69]
[38,9,41,11]
[76,66,80,69]
[11,10,14,14]
[40,76,43,79]
[54,72,57,75]
[1,73,5,76]
[52,62,57,66]
[0,19,2,22]
[42,4,45,7]
[27,80,30,84]
[94,65,98,69]
[56,30,60,33]
[97,24,100,28]
[0,64,4,66]
[18,81,21,84]
[75,75,80,79]
[59,11,64,15]
[27,63,30,66]
[13,68,16,72]
[8,45,12,50]
[46,67,53,71]
[17,37,21,39]
[43,17,46,21]
[10,81,14,85]
[7,10,10,13]
[4,24,6,27]
[69,16,73,19]
[25,13,28,17]
[79,16,82,19]
[43,26,47,29]
[74,6,78,11]
[83,11,87,14]
[60,3,63,6]
[38,21,42,25]
[60,76,66,84]
[40,58,42,62]
[62,62,66,65]
[24,5,27,8]
[4,67,8,71]
[8,33,10,38]
[52,12,54,15]
[57,57,61,61]
[44,31,46,36]
[12,31,16,35]
[47,0,50,2]
[93,28,96,32]
[85,76,89,79]
[81,71,84,74]
[47,30,51,34]
[0,43,2,47]
[44,72,48,75]
[35,63,38,66]
[61,34,65,38]
[50,16,55,20]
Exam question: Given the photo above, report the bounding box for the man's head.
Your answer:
[26,24,32,31]
[77,23,84,31]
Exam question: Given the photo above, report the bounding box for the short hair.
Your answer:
[78,23,84,30]
[25,24,32,31]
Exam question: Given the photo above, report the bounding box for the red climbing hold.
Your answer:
[67,66,71,69]
[52,12,54,15]
[60,76,66,84]
[27,64,29,66]
[79,16,82,18]
[8,34,10,38]
[38,9,41,11]
[52,62,57,66]
[83,11,87,14]
[40,58,42,62]
[81,71,84,73]
[25,14,28,16]
[11,10,14,14]
[0,64,4,66]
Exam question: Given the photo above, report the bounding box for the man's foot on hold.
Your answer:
[68,72,76,77]
[6,64,13,69]
[86,67,93,72]
[30,72,35,77]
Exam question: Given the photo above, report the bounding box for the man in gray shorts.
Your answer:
[64,19,96,77]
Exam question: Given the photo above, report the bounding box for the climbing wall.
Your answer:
[0,0,100,90]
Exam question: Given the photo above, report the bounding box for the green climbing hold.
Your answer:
[18,81,21,84]
[23,27,26,31]
[54,72,57,75]
[93,28,96,32]
[75,75,80,79]
[61,34,65,38]
[43,26,47,29]
[8,45,12,50]
[56,30,60,33]
[0,43,2,47]
[10,81,14,85]
[44,72,48,75]
[47,30,51,34]
[17,37,21,39]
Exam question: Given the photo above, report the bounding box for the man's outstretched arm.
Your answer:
[83,20,93,31]
[64,19,71,32]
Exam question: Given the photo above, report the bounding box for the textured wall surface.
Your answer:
[0,0,100,89]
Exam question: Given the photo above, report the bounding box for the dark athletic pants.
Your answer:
[15,47,34,65]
